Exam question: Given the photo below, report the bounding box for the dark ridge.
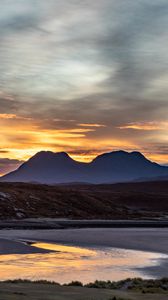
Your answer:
[0,180,167,220]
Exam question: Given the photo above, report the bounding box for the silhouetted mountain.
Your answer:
[1,150,168,184]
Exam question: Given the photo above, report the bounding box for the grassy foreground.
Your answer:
[0,279,168,300]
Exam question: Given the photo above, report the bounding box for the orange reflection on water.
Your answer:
[34,243,96,256]
[0,243,166,283]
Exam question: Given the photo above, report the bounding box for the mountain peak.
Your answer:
[30,151,71,161]
[92,150,133,163]
[92,150,149,163]
[130,151,146,158]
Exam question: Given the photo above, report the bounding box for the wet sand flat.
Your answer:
[0,238,49,255]
[0,228,168,254]
[0,228,168,281]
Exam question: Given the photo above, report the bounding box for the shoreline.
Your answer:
[0,219,168,230]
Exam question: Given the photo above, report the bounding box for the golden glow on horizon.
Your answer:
[0,115,167,174]
[147,153,168,164]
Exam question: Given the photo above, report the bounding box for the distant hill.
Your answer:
[0,181,167,220]
[1,150,168,184]
[135,175,168,182]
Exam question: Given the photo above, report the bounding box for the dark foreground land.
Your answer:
[0,279,168,300]
[0,181,168,220]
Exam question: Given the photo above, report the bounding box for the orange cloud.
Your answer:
[118,121,168,131]
[0,114,18,119]
[0,114,32,121]
[78,123,106,128]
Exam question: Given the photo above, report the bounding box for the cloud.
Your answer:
[0,0,167,163]
[118,122,168,131]
[78,123,106,128]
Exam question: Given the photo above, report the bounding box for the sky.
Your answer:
[0,0,168,175]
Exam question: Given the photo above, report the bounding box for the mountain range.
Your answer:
[1,150,168,184]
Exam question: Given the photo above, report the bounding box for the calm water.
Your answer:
[0,242,167,283]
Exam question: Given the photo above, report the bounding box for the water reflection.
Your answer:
[0,242,167,283]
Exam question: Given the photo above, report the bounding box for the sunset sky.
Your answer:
[0,0,168,175]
